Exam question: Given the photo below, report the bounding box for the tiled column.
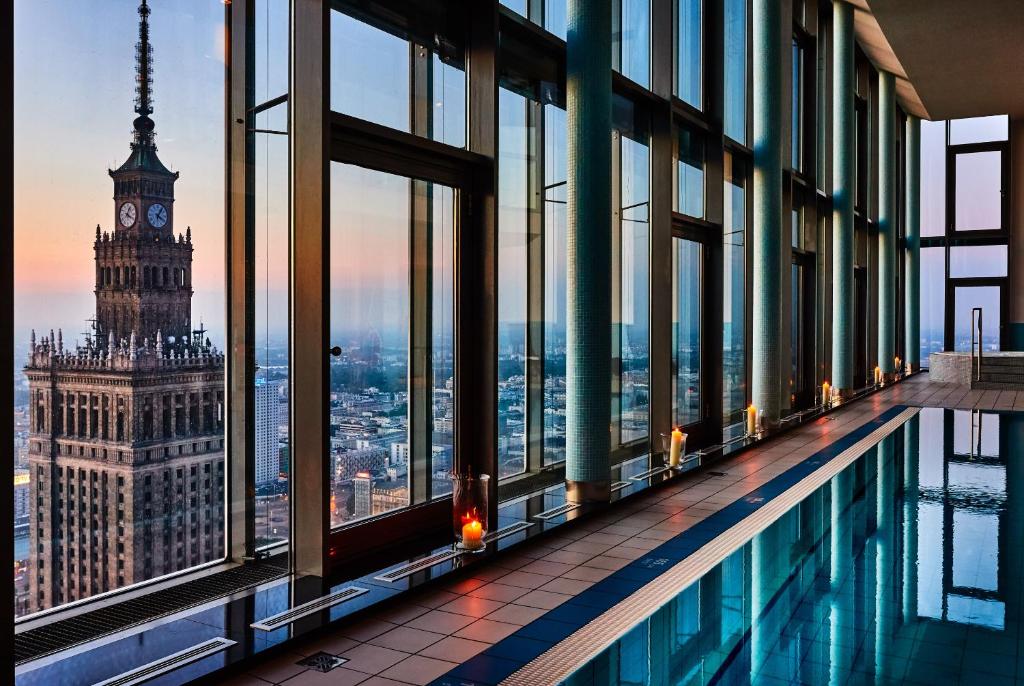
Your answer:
[905,116,920,369]
[831,1,855,393]
[752,0,783,424]
[902,414,919,624]
[829,467,854,686]
[565,0,612,502]
[878,71,896,378]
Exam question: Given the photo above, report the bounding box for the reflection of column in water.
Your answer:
[902,415,919,625]
[875,434,896,681]
[751,508,798,681]
[829,466,854,686]
[1003,414,1024,632]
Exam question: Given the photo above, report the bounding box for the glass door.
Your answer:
[672,237,703,428]
[952,285,1002,352]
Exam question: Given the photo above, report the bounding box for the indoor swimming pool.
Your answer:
[557,407,1024,686]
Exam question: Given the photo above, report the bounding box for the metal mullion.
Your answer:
[226,0,256,562]
[409,43,432,505]
[526,98,545,474]
[289,0,330,579]
[611,131,623,449]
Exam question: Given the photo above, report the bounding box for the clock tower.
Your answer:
[97,0,191,345]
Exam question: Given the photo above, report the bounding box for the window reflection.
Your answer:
[723,153,747,429]
[676,127,705,218]
[616,0,651,88]
[724,0,747,144]
[676,0,702,108]
[672,239,702,427]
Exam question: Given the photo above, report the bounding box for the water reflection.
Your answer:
[566,408,1024,685]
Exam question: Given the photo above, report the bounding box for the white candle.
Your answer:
[461,518,484,550]
[746,405,757,435]
[822,382,831,407]
[669,428,684,467]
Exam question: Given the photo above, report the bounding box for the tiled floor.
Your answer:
[228,375,1011,686]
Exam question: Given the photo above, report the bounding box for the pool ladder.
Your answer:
[971,307,983,383]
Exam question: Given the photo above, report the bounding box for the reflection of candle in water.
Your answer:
[747,405,757,435]
[669,428,684,467]
[461,516,484,550]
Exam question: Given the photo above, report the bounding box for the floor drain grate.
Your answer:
[297,652,348,673]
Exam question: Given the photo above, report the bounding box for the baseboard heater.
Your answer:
[533,502,581,520]
[250,586,370,631]
[92,637,235,686]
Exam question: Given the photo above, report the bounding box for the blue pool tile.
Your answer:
[483,635,553,663]
[543,601,607,627]
[438,654,525,686]
[515,618,577,644]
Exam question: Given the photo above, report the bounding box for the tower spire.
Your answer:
[132,0,156,147]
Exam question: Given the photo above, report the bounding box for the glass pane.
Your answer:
[950,115,1008,145]
[920,120,946,237]
[617,133,651,445]
[950,245,1007,278]
[953,287,1000,353]
[672,239,702,427]
[328,164,429,525]
[676,0,702,108]
[677,127,705,218]
[790,264,805,395]
[791,41,803,171]
[724,0,747,144]
[254,101,290,548]
[432,186,455,497]
[501,0,527,16]
[920,247,945,366]
[546,0,567,40]
[617,0,651,88]
[498,89,528,478]
[14,0,226,616]
[723,153,747,428]
[955,151,1002,231]
[544,104,568,466]
[330,11,465,148]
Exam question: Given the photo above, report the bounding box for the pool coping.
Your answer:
[432,404,919,686]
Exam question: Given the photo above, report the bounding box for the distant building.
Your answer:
[254,377,282,485]
[14,469,30,526]
[353,472,371,519]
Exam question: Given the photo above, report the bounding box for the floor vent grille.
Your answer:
[631,464,673,481]
[296,652,348,673]
[251,586,369,631]
[374,550,461,582]
[92,637,235,686]
[610,481,631,493]
[483,521,535,543]
[534,502,581,520]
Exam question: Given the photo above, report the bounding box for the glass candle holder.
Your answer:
[451,473,490,552]
[660,430,686,468]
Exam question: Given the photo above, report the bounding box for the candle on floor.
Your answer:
[874,366,882,385]
[822,382,831,407]
[461,516,484,550]
[747,405,757,435]
[669,428,685,468]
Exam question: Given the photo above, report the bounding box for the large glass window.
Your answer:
[677,127,705,218]
[950,245,1008,279]
[791,39,804,171]
[920,247,945,366]
[949,115,1008,145]
[953,287,1000,353]
[723,153,748,428]
[13,0,226,616]
[672,239,702,427]
[676,0,702,108]
[327,164,454,524]
[616,0,651,88]
[544,105,568,466]
[330,12,465,148]
[498,88,528,478]
[615,127,651,445]
[953,151,1003,232]
[723,0,747,144]
[920,120,946,237]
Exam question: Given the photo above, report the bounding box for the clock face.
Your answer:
[148,203,168,228]
[118,202,137,228]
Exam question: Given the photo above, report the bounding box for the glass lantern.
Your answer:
[451,473,490,552]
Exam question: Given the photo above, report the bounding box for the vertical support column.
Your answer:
[877,71,896,377]
[565,0,612,502]
[831,1,855,393]
[874,434,895,680]
[649,0,673,446]
[463,0,499,527]
[226,0,255,561]
[904,116,920,369]
[290,0,329,578]
[752,0,783,423]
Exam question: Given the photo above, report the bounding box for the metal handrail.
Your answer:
[971,307,983,382]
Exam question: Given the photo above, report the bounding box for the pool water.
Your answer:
[565,408,1024,686]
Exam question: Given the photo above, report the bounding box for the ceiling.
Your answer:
[861,0,1024,121]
